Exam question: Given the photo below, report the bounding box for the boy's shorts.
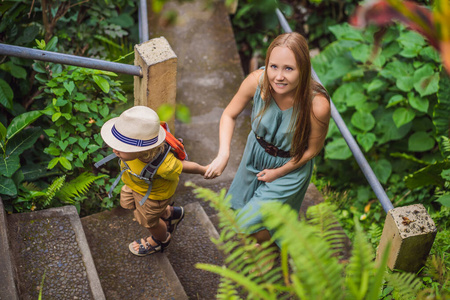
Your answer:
[120,185,172,229]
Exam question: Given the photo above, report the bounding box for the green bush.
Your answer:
[312,23,449,211]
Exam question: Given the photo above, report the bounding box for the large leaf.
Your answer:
[351,44,371,63]
[6,111,42,140]
[0,176,17,196]
[408,93,428,113]
[21,162,59,181]
[5,127,42,157]
[435,194,450,207]
[380,60,415,91]
[405,161,450,189]
[413,64,439,97]
[351,111,375,131]
[370,159,392,184]
[16,24,39,44]
[0,122,6,141]
[325,138,353,160]
[93,75,110,93]
[398,31,426,58]
[375,111,412,144]
[408,131,435,152]
[0,155,20,178]
[392,107,415,128]
[0,61,27,79]
[357,133,376,152]
[366,79,386,93]
[0,78,14,109]
[329,23,364,41]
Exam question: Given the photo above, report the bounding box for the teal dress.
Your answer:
[227,77,314,235]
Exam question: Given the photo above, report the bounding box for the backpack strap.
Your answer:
[138,143,171,206]
[108,160,127,198]
[94,153,117,168]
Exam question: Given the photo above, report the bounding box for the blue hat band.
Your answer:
[111,125,159,147]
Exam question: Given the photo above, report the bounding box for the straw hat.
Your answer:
[101,106,166,152]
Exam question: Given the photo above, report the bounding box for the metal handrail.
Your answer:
[0,44,142,77]
[275,8,394,213]
[138,0,149,43]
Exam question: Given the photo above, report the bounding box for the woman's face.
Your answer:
[267,46,300,97]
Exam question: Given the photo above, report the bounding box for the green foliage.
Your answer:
[34,47,128,171]
[230,0,293,73]
[313,23,447,210]
[189,183,422,299]
[0,0,137,213]
[0,111,43,197]
[14,172,104,212]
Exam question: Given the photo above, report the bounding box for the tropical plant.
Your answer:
[312,21,448,212]
[0,111,43,197]
[188,182,423,299]
[0,0,139,214]
[17,172,105,212]
[350,0,450,76]
[33,38,128,171]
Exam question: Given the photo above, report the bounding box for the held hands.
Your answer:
[204,154,229,179]
[256,168,282,183]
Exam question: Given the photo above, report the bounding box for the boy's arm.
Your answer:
[181,160,208,175]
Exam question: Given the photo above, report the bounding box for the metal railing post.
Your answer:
[275,8,394,212]
[139,0,149,43]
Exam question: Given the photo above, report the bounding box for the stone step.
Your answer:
[5,204,105,300]
[80,207,188,300]
[165,201,224,300]
[0,198,19,300]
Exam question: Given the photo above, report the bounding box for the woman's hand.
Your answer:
[204,154,229,179]
[256,168,282,183]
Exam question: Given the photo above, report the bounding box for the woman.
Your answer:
[204,32,331,245]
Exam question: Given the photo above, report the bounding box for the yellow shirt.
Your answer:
[121,152,182,200]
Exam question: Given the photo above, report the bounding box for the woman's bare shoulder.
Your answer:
[244,68,263,83]
[312,93,331,121]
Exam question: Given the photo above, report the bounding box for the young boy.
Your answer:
[100,106,207,256]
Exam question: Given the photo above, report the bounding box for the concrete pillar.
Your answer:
[134,37,177,130]
[376,204,436,273]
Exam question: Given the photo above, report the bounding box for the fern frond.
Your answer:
[216,277,241,300]
[56,172,105,203]
[260,201,345,300]
[196,263,276,300]
[22,182,41,191]
[44,175,66,207]
[187,182,284,297]
[307,203,348,258]
[440,136,450,159]
[386,272,423,300]
[345,217,378,299]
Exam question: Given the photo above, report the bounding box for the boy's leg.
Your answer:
[161,204,185,234]
[130,195,172,252]
[120,185,136,210]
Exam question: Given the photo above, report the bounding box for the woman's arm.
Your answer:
[257,94,331,182]
[204,70,262,179]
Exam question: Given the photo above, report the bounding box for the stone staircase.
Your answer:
[0,0,330,299]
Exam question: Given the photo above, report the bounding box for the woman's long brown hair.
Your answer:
[260,32,330,163]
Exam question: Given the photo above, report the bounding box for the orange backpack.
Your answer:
[160,121,187,161]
